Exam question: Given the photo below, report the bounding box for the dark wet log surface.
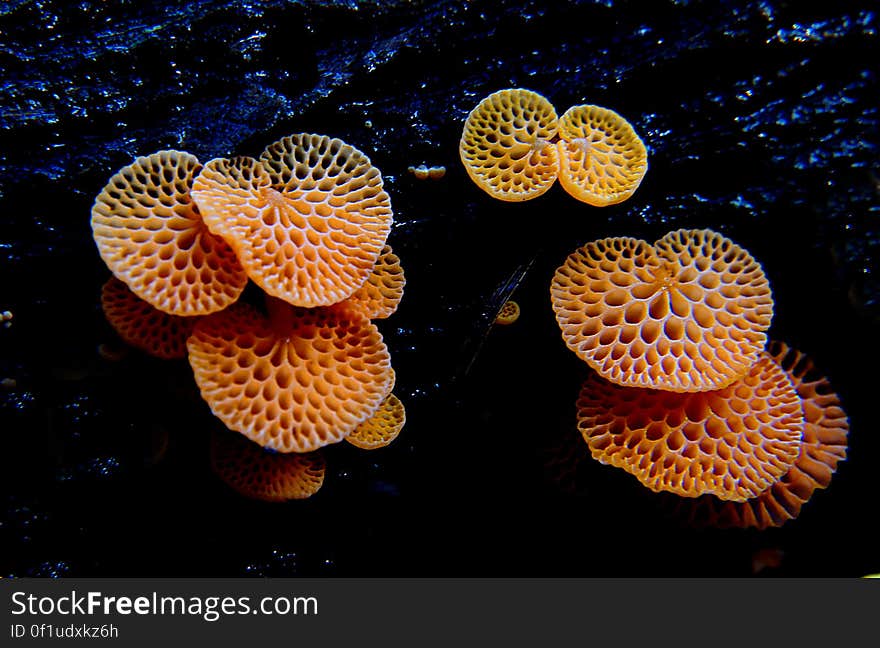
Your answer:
[1,0,878,576]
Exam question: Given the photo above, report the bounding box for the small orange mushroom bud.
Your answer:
[576,352,804,502]
[407,165,446,180]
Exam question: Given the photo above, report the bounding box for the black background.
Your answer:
[1,0,878,577]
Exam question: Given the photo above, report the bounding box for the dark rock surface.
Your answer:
[1,0,878,576]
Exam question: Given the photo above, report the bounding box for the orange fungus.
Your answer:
[187,299,394,453]
[551,229,773,392]
[91,150,248,316]
[101,276,197,360]
[210,430,326,501]
[191,135,393,308]
[459,88,559,202]
[556,104,648,206]
[576,353,804,502]
[344,244,406,319]
[495,300,520,325]
[683,341,848,529]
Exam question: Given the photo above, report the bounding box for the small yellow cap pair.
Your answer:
[460,88,648,206]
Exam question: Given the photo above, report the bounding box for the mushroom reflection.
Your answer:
[676,342,848,529]
[575,354,803,502]
[210,429,326,502]
[555,103,648,206]
[101,277,197,360]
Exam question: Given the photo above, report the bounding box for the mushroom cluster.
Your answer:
[91,134,408,501]
[460,88,648,206]
[551,228,848,527]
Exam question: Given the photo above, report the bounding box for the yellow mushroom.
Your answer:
[556,104,648,206]
[191,134,393,308]
[210,430,326,501]
[460,88,559,202]
[495,300,520,325]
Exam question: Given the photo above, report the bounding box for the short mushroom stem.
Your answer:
[528,137,551,165]
[572,137,592,158]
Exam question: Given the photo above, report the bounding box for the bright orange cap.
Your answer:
[576,353,804,502]
[459,88,559,201]
[187,299,394,453]
[495,300,520,326]
[556,104,647,206]
[552,229,773,392]
[191,135,393,308]
[100,276,197,359]
[91,150,248,316]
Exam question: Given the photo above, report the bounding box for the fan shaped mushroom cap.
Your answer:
[459,88,559,202]
[683,341,848,528]
[495,300,520,325]
[345,393,406,450]
[91,150,248,316]
[210,430,325,501]
[551,229,773,392]
[556,104,648,206]
[344,244,405,319]
[101,277,197,359]
[191,136,393,308]
[576,352,804,502]
[187,299,394,453]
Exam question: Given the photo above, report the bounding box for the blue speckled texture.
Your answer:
[1,0,878,576]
